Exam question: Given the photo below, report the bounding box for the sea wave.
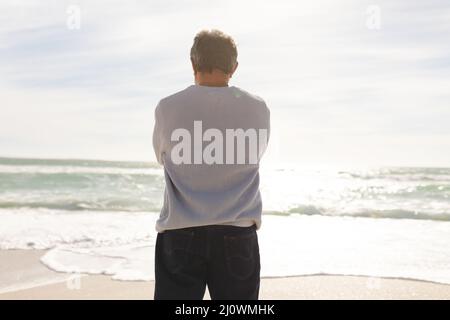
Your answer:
[2,212,449,285]
[0,200,162,212]
[339,167,450,182]
[272,206,450,221]
[0,157,159,169]
[0,157,449,221]
[1,157,449,288]
[0,164,163,175]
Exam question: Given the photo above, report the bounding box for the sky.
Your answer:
[1,0,449,167]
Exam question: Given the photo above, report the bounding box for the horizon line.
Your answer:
[0,154,449,169]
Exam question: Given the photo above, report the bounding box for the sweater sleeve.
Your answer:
[257,102,270,160]
[265,102,271,143]
[152,102,164,165]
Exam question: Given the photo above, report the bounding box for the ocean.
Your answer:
[0,156,449,291]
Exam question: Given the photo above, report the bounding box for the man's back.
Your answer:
[153,84,270,232]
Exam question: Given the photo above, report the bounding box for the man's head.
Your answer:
[190,29,238,86]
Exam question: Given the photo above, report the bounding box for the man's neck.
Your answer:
[195,70,230,87]
[196,80,229,87]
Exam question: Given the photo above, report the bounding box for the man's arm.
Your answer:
[265,103,271,143]
[152,102,164,165]
[258,102,270,160]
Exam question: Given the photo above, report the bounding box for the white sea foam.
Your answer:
[41,244,155,281]
[0,208,158,250]
[1,209,450,286]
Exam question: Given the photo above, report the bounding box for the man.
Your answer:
[152,29,270,300]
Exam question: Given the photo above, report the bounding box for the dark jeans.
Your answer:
[154,224,260,300]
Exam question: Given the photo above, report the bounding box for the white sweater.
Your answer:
[152,84,270,232]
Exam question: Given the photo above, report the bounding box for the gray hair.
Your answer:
[190,29,238,74]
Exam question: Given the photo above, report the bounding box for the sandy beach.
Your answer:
[1,249,449,300]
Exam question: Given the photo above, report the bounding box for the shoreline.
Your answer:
[261,273,450,288]
[1,249,450,300]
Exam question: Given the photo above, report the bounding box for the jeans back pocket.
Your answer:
[162,229,195,273]
[224,230,259,280]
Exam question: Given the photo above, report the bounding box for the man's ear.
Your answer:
[230,61,238,77]
[190,58,197,75]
